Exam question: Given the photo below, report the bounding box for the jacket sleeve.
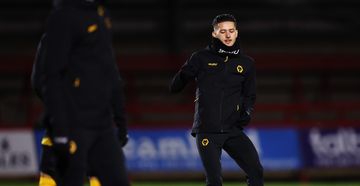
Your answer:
[242,60,257,114]
[169,53,201,93]
[42,10,75,137]
[31,34,47,100]
[111,70,128,138]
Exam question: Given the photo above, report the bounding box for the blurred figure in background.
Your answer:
[31,0,129,185]
[170,14,263,186]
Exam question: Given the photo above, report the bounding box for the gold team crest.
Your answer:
[69,140,77,154]
[87,24,98,33]
[236,65,244,73]
[201,138,209,146]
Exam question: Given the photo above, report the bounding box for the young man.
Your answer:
[31,0,129,185]
[170,14,263,186]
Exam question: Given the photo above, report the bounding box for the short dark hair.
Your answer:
[212,14,237,27]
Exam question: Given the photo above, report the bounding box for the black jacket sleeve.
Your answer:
[42,10,76,137]
[242,59,257,114]
[169,53,200,93]
[31,34,47,99]
[111,70,128,138]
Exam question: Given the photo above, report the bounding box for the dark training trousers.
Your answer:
[40,127,129,186]
[196,131,263,186]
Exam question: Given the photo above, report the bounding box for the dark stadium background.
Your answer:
[0,0,359,185]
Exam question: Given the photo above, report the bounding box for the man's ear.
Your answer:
[212,31,217,38]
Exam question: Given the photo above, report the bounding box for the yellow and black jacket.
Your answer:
[31,0,127,139]
[170,38,256,136]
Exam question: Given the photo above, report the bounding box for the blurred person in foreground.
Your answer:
[170,14,263,186]
[31,0,129,185]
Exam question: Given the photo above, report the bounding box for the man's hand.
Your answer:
[118,133,129,147]
[238,109,252,126]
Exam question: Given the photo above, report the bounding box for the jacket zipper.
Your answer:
[219,55,229,132]
[219,91,224,132]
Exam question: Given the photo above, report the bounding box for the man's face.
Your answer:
[212,21,238,47]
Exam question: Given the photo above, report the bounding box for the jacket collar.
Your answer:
[208,37,242,58]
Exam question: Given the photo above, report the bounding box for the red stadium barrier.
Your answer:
[0,53,359,128]
[1,53,360,73]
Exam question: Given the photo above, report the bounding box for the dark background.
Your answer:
[0,0,359,129]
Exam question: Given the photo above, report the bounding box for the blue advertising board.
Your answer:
[124,128,302,172]
[123,129,202,172]
[300,128,360,168]
[253,129,301,170]
[29,127,360,172]
[33,128,302,172]
[34,130,46,163]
